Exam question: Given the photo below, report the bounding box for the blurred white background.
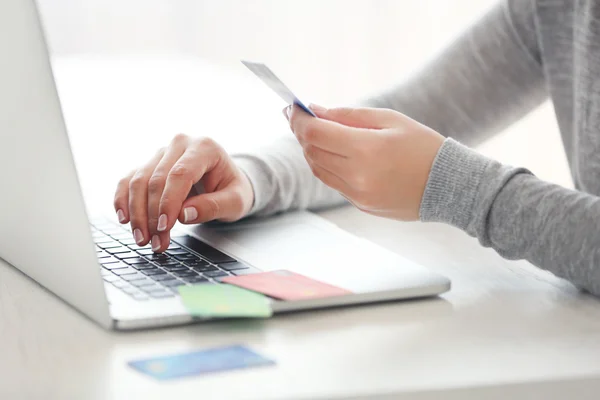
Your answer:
[35,0,572,208]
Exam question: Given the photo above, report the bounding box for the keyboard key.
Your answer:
[142,269,168,276]
[105,246,132,255]
[123,257,149,265]
[97,241,122,249]
[203,270,229,278]
[167,243,181,250]
[190,265,218,272]
[219,262,250,271]
[121,273,147,281]
[131,262,154,270]
[130,279,156,287]
[102,227,125,233]
[103,274,119,283]
[111,233,134,240]
[122,287,141,295]
[99,257,120,265]
[172,270,198,278]
[127,244,151,251]
[161,279,186,287]
[166,250,188,256]
[184,276,210,284]
[132,294,149,301]
[188,259,210,267]
[118,238,137,246]
[155,259,181,267]
[149,252,170,259]
[150,291,175,299]
[115,252,141,260]
[140,285,166,293]
[172,235,237,264]
[102,261,129,270]
[136,249,156,256]
[112,267,139,276]
[112,280,130,288]
[96,251,110,258]
[172,254,201,262]
[162,265,188,272]
[153,274,176,281]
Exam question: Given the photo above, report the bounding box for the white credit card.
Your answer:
[241,60,317,117]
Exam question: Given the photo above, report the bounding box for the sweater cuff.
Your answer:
[419,138,491,230]
[232,155,272,217]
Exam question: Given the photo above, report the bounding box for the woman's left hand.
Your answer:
[286,104,445,221]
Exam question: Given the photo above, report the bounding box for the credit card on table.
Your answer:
[241,60,317,117]
[128,345,276,380]
[222,270,352,301]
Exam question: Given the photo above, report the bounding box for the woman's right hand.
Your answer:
[113,134,255,253]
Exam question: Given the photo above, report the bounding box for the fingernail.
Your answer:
[116,209,126,223]
[157,214,168,231]
[282,107,289,121]
[133,229,144,245]
[151,235,161,252]
[309,103,327,112]
[285,105,292,120]
[183,207,198,223]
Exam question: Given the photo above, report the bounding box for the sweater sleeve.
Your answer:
[233,0,547,216]
[421,139,600,297]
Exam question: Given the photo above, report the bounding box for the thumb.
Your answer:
[179,188,246,224]
[309,104,400,129]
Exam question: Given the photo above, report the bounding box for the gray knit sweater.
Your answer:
[233,0,600,296]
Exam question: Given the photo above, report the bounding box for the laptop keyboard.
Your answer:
[91,219,259,301]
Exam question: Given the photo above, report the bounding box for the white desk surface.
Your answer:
[2,56,600,399]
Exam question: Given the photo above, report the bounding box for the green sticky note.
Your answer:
[178,284,273,318]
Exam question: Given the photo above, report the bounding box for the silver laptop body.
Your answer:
[0,0,450,330]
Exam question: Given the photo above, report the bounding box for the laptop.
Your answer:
[0,0,450,330]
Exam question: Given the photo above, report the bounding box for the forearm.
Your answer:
[366,0,547,146]
[233,0,548,217]
[234,136,347,217]
[422,139,600,296]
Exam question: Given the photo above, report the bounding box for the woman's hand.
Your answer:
[114,134,254,252]
[286,104,444,221]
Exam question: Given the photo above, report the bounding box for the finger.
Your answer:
[309,104,401,129]
[158,138,222,231]
[178,188,246,224]
[303,144,349,178]
[147,135,189,238]
[114,170,135,224]
[128,149,165,246]
[289,104,363,156]
[308,162,354,197]
[150,229,171,253]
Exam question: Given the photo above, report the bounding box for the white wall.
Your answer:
[37,0,573,187]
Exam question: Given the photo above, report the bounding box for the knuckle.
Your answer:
[118,176,131,188]
[302,124,318,143]
[168,164,193,180]
[154,147,167,158]
[171,133,189,144]
[205,197,220,220]
[196,136,218,149]
[147,174,166,194]
[129,174,147,191]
